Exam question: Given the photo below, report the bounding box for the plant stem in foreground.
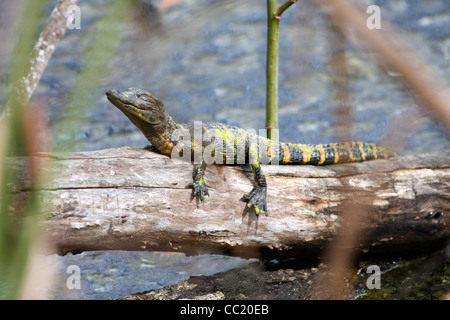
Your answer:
[266,0,279,140]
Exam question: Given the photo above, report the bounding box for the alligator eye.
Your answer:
[138,94,154,103]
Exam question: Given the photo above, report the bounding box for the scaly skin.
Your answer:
[106,87,396,216]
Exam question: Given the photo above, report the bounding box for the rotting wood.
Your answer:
[7,147,450,259]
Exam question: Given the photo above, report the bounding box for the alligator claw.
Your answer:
[186,180,209,203]
[240,186,268,216]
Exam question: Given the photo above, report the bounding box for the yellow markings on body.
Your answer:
[191,140,202,152]
[302,145,311,164]
[333,144,339,163]
[219,124,232,144]
[347,143,354,161]
[214,127,232,156]
[202,124,210,136]
[281,143,290,164]
[249,144,259,164]
[358,142,366,161]
[318,146,326,165]
[201,124,212,152]
[266,140,273,158]
[351,142,360,162]
[372,145,379,159]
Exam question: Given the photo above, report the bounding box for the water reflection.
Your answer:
[40,251,256,300]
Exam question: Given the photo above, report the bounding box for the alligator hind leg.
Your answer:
[240,142,268,216]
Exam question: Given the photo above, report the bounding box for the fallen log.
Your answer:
[8,147,450,259]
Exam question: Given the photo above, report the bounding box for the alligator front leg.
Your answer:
[240,142,268,216]
[187,159,209,203]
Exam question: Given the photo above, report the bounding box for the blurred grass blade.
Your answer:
[54,0,134,152]
[0,0,49,299]
[1,0,134,299]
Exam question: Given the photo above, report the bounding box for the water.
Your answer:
[31,251,256,300]
[1,0,447,153]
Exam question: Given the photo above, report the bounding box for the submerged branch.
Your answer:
[1,0,80,120]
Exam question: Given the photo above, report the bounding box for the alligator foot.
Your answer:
[240,186,268,216]
[186,179,209,203]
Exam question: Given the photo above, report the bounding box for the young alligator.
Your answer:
[106,87,396,216]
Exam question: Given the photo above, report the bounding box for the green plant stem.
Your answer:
[266,0,279,140]
[266,0,297,139]
[275,0,297,18]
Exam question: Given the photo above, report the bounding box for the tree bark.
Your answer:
[8,147,450,259]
